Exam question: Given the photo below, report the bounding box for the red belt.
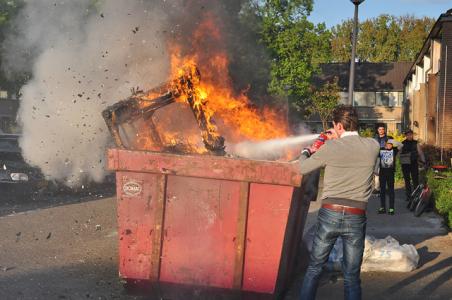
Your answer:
[322,203,366,215]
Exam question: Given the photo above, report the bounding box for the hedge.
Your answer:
[422,144,452,167]
[428,170,452,229]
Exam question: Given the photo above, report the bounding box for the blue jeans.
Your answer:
[300,207,366,300]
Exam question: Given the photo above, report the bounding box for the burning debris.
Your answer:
[3,0,294,187]
[102,13,293,159]
[103,64,226,155]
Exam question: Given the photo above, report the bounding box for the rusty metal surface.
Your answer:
[149,174,167,280]
[107,149,302,187]
[116,172,166,280]
[242,183,293,294]
[233,182,250,289]
[110,149,310,295]
[274,173,319,297]
[102,95,175,151]
[159,176,241,289]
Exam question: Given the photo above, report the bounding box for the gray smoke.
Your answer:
[2,0,172,186]
[1,0,276,186]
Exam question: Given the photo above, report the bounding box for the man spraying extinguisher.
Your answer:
[295,106,380,300]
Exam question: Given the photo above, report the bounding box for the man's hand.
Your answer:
[302,133,328,157]
[325,129,338,140]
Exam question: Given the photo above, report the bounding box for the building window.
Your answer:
[354,92,376,106]
[376,92,401,107]
[359,123,377,131]
[0,90,8,99]
[0,117,21,134]
[398,92,404,105]
[339,92,349,105]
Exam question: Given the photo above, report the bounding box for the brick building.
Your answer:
[404,9,452,149]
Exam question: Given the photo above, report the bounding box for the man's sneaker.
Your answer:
[388,208,395,215]
[378,207,386,214]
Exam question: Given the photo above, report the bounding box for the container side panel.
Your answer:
[116,172,165,280]
[107,149,302,187]
[160,176,241,289]
[243,184,293,294]
[232,182,250,289]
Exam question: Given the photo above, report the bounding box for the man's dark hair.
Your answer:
[332,106,358,131]
[376,123,385,130]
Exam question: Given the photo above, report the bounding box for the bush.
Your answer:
[359,128,374,138]
[395,158,404,183]
[427,170,452,229]
[387,130,405,143]
[422,145,452,167]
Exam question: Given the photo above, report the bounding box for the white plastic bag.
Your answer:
[303,227,419,272]
[361,235,419,272]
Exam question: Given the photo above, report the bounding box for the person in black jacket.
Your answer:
[399,129,426,201]
[375,124,389,149]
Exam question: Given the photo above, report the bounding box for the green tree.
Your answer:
[330,14,435,63]
[227,0,274,103]
[0,0,25,94]
[253,0,331,112]
[398,16,435,62]
[371,15,400,62]
[310,78,340,131]
[0,0,24,32]
[331,20,353,62]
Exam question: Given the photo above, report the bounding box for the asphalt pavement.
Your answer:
[0,184,450,300]
[294,185,451,300]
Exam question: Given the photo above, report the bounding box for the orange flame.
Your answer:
[167,14,288,144]
[137,13,289,155]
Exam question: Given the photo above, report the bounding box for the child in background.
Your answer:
[378,140,400,215]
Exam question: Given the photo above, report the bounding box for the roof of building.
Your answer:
[404,9,452,82]
[313,62,413,92]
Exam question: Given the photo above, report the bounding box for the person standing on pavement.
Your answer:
[377,140,401,215]
[297,106,380,300]
[373,124,390,193]
[375,124,390,149]
[400,129,426,201]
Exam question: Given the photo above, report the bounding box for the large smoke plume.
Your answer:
[2,0,264,186]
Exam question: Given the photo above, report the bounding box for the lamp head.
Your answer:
[350,0,365,4]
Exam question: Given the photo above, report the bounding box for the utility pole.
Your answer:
[348,0,365,106]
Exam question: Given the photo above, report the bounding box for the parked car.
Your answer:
[0,134,46,193]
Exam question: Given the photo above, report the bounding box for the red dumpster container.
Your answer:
[107,148,315,296]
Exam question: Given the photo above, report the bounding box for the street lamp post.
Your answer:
[348,0,365,106]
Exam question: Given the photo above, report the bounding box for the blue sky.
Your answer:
[309,0,451,28]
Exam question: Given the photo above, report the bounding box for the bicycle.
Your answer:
[413,184,432,217]
[408,165,449,217]
[407,166,426,211]
[405,167,433,217]
[407,184,423,211]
